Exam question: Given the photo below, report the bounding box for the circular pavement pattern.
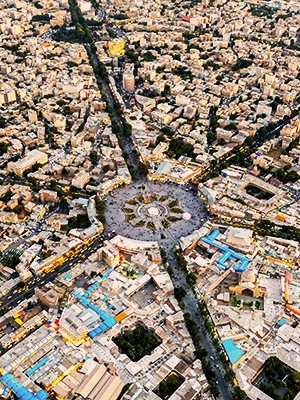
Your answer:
[104,180,208,251]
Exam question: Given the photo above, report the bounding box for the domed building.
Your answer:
[229,270,266,298]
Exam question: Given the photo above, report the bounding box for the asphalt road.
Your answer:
[2,238,104,310]
[88,49,144,182]
[167,250,233,400]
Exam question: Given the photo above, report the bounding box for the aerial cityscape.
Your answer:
[0,0,299,399]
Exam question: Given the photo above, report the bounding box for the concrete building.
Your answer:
[72,171,90,189]
[98,241,120,268]
[0,82,16,105]
[39,189,58,203]
[7,149,48,176]
[123,73,135,92]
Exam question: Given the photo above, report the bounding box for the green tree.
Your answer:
[138,161,148,175]
[89,151,99,165]
[232,387,247,400]
[59,197,68,208]
[225,369,236,382]
[174,286,187,302]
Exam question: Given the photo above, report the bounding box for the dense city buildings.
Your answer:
[0,0,299,399]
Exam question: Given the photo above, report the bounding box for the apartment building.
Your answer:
[7,149,48,176]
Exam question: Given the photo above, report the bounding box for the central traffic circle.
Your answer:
[104,180,208,243]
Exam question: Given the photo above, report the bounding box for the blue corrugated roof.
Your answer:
[277,319,286,326]
[26,356,49,377]
[0,373,48,400]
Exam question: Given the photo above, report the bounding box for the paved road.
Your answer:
[168,250,232,399]
[88,48,143,182]
[104,180,207,246]
[2,238,104,311]
[0,3,232,397]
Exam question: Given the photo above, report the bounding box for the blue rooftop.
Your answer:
[201,229,251,273]
[0,373,48,400]
[277,319,286,327]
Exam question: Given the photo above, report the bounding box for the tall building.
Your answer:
[0,82,16,105]
[98,242,119,268]
[122,73,135,92]
[28,109,38,123]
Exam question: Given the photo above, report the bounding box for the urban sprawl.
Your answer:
[0,0,299,399]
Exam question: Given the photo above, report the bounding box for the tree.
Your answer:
[225,369,236,382]
[1,190,13,203]
[59,197,68,208]
[232,387,247,400]
[138,161,148,175]
[174,286,187,302]
[287,370,300,393]
[0,117,6,128]
[89,151,99,165]
[2,255,20,269]
[102,165,110,173]
[123,123,132,137]
[69,185,77,193]
[0,142,8,155]
[186,272,197,288]
[210,386,220,397]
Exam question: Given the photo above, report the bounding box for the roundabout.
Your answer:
[122,192,186,230]
[104,180,208,249]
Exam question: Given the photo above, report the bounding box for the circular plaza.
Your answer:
[104,180,208,248]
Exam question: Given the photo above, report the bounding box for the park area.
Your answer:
[113,324,161,362]
[245,184,274,200]
[253,356,300,400]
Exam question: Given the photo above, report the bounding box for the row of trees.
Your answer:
[94,196,106,224]
[175,248,197,289]
[197,302,247,400]
[258,219,300,242]
[165,248,245,399]
[184,312,221,398]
